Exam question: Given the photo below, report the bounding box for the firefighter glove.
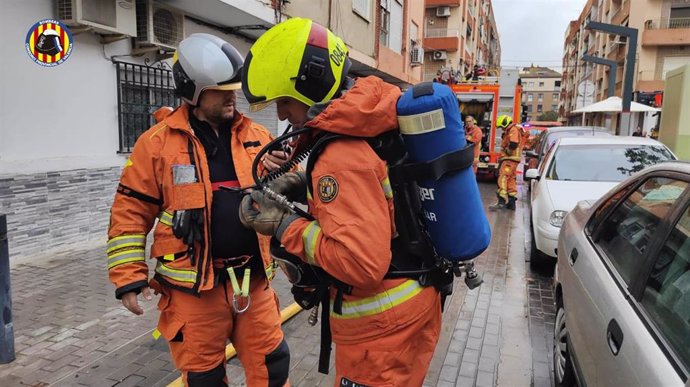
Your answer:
[268,171,308,204]
[240,190,292,236]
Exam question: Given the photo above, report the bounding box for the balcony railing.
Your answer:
[645,17,690,30]
[425,28,461,38]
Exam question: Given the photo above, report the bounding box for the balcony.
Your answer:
[426,0,462,6]
[424,28,460,52]
[643,18,690,46]
[611,0,629,26]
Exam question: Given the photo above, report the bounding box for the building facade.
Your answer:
[520,66,562,122]
[1,0,424,261]
[560,0,690,132]
[422,0,501,82]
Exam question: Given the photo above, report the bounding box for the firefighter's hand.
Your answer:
[269,172,307,204]
[121,287,152,315]
[240,190,291,236]
[262,150,290,172]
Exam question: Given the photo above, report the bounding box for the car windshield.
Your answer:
[540,130,610,158]
[546,144,675,182]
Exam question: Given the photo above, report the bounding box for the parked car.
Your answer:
[525,136,675,265]
[553,161,690,387]
[525,126,612,172]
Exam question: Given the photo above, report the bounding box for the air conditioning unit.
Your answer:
[436,6,451,17]
[410,47,424,65]
[432,50,447,61]
[56,0,137,36]
[135,0,185,51]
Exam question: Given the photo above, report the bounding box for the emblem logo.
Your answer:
[317,175,339,203]
[25,19,73,67]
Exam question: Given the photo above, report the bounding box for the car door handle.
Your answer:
[569,248,578,266]
[607,319,624,356]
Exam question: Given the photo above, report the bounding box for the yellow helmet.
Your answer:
[242,18,351,112]
[496,115,513,128]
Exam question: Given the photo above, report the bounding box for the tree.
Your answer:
[537,111,558,121]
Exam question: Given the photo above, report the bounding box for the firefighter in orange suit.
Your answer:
[106,34,290,387]
[464,115,483,173]
[490,115,523,211]
[238,18,442,387]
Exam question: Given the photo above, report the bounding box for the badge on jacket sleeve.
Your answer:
[317,175,338,203]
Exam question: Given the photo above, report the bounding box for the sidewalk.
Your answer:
[0,181,545,387]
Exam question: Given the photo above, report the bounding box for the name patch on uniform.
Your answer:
[317,175,338,203]
[339,377,370,387]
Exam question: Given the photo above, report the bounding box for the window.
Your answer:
[539,81,545,87]
[641,203,690,369]
[552,104,558,112]
[537,104,543,113]
[553,92,560,100]
[353,0,371,21]
[555,80,562,87]
[410,21,418,46]
[527,94,533,102]
[115,61,177,152]
[538,93,543,102]
[597,177,688,285]
[379,0,391,47]
[528,81,534,87]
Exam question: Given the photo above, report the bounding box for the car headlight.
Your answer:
[483,156,490,162]
[549,210,568,227]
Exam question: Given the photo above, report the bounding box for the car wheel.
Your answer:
[529,218,544,268]
[554,297,576,387]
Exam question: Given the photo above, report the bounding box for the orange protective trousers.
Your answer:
[154,276,289,386]
[497,159,519,202]
[333,296,442,387]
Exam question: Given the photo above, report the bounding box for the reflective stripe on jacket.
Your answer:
[107,104,275,298]
[280,76,440,344]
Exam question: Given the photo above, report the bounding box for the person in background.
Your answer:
[464,115,483,173]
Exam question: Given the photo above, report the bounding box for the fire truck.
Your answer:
[449,68,523,178]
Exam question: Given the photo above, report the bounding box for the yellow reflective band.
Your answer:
[163,254,175,261]
[227,267,251,298]
[265,262,276,280]
[381,176,393,199]
[107,249,145,269]
[398,109,445,135]
[302,221,322,266]
[107,234,145,255]
[155,261,197,283]
[124,158,133,168]
[152,328,161,340]
[330,279,424,319]
[158,211,173,227]
[307,190,313,201]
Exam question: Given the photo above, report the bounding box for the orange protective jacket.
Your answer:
[280,77,440,344]
[499,123,524,162]
[466,124,483,162]
[107,104,275,298]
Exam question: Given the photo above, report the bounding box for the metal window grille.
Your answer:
[115,60,178,153]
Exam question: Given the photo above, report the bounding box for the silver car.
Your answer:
[554,161,690,386]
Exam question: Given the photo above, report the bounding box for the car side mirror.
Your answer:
[525,150,538,159]
[525,168,540,181]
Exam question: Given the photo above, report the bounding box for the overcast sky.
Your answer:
[492,0,589,73]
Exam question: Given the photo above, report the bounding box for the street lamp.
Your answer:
[584,21,638,135]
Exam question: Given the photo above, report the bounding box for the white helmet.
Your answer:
[172,33,244,106]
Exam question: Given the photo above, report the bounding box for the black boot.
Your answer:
[489,196,507,210]
[506,197,517,210]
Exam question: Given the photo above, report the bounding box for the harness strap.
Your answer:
[390,143,475,183]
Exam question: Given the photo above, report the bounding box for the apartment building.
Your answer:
[560,0,690,131]
[423,0,501,82]
[520,66,562,121]
[1,0,424,260]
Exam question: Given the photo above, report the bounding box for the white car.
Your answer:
[525,136,675,265]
